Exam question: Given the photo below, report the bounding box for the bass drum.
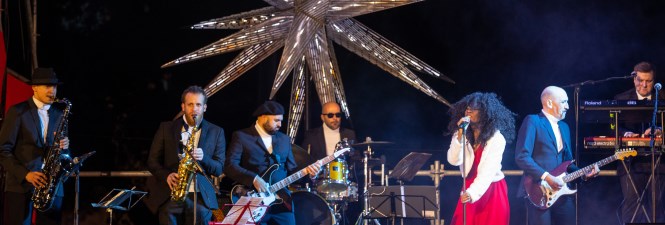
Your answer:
[292,191,335,225]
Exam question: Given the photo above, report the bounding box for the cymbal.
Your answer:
[291,144,312,170]
[351,140,393,147]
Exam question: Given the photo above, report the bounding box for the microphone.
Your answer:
[73,151,96,164]
[655,83,662,91]
[458,116,470,129]
[631,71,637,77]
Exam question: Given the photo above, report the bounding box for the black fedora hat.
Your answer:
[30,68,61,85]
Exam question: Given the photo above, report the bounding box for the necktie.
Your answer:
[39,105,51,143]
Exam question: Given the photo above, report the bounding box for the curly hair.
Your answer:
[446,92,517,146]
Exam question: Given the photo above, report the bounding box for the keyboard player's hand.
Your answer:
[644,127,662,137]
[623,131,640,137]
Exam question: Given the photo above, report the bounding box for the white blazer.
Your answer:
[447,130,506,203]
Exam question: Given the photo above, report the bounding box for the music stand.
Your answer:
[366,152,435,224]
[91,187,147,225]
[388,152,432,182]
[219,196,268,225]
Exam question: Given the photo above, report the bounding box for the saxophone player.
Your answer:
[146,85,226,225]
[0,68,69,225]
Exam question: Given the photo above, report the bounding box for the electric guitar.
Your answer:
[230,142,352,208]
[524,149,636,209]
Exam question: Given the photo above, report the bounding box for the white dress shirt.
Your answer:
[33,97,51,143]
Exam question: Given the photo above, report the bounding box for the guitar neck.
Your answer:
[563,154,618,183]
[268,154,338,193]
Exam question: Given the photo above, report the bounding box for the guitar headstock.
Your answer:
[333,138,353,157]
[616,148,638,160]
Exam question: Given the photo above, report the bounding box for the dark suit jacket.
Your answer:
[300,127,356,162]
[614,88,665,174]
[225,126,297,189]
[615,88,665,101]
[145,118,225,211]
[0,98,68,194]
[515,112,576,197]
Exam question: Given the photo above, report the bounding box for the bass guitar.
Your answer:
[230,141,352,208]
[524,149,636,209]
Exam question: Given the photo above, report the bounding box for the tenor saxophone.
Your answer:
[32,98,74,211]
[170,124,200,202]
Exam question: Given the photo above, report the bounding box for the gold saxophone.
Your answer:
[32,98,74,211]
[170,124,200,202]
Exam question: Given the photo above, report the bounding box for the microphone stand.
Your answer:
[649,84,661,222]
[71,151,96,225]
[460,124,468,225]
[561,74,633,225]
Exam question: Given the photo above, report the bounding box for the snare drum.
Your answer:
[317,158,349,193]
[320,181,358,202]
[292,191,335,225]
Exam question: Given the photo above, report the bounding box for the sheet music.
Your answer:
[221,196,265,225]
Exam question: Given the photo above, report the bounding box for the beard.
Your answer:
[262,122,278,135]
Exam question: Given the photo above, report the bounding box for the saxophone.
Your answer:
[170,124,200,202]
[32,98,74,211]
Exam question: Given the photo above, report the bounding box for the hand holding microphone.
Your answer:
[456,116,470,143]
[458,116,470,129]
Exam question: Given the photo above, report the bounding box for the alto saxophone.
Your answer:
[32,98,74,211]
[171,124,200,202]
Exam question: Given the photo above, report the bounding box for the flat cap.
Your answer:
[252,100,285,117]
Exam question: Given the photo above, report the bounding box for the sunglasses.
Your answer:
[323,113,343,118]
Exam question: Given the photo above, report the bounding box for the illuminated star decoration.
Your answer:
[162,0,455,141]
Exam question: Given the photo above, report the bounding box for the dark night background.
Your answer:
[3,0,665,224]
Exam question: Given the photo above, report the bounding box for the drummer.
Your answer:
[301,101,357,162]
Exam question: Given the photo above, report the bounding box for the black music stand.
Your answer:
[91,187,147,225]
[366,152,436,224]
[388,152,432,182]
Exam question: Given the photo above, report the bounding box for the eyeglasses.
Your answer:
[323,113,343,118]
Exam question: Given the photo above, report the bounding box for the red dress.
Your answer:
[451,145,510,225]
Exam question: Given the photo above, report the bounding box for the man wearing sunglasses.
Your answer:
[301,102,357,163]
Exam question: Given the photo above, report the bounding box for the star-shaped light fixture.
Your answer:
[162,0,455,140]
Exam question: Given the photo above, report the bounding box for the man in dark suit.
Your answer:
[515,86,597,225]
[0,68,70,225]
[301,101,356,162]
[614,61,665,223]
[225,101,320,225]
[146,85,226,225]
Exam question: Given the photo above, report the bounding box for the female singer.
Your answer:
[446,92,515,225]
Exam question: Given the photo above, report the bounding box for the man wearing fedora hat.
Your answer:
[0,68,70,225]
[225,100,322,225]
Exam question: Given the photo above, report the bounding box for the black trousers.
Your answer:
[525,195,575,225]
[2,191,63,225]
[157,192,213,225]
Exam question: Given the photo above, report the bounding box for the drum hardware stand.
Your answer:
[358,137,381,225]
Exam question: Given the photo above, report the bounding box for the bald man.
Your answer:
[515,86,597,225]
[301,102,357,162]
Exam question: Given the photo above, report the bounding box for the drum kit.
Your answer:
[290,138,392,225]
